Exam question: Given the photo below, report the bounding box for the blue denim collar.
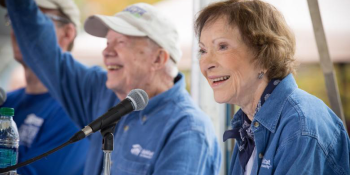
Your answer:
[232,74,298,133]
[253,74,298,133]
[138,73,186,122]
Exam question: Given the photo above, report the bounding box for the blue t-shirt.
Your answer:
[1,88,89,175]
[6,0,222,174]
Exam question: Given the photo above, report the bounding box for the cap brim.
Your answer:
[84,14,147,38]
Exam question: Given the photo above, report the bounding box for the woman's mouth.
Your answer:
[210,76,230,86]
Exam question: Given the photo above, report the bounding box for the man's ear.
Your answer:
[151,48,170,71]
[57,23,76,51]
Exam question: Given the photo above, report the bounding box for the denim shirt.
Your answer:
[108,74,221,175]
[229,74,350,175]
[6,0,222,174]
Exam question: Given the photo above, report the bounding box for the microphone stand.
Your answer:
[101,125,116,175]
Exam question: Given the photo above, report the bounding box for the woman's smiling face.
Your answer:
[199,17,261,105]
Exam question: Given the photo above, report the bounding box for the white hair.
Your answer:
[165,58,178,78]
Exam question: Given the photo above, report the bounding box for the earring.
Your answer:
[258,72,265,79]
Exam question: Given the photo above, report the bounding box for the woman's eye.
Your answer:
[199,48,207,55]
[219,44,228,50]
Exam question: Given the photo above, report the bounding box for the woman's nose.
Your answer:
[200,54,217,71]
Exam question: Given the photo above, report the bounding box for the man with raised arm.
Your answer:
[0,0,89,174]
[4,0,222,174]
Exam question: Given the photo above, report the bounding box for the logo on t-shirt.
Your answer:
[19,114,44,147]
[130,144,154,159]
[261,158,272,169]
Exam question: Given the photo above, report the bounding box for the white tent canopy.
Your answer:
[71,0,350,67]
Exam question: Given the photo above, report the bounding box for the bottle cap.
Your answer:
[0,107,14,116]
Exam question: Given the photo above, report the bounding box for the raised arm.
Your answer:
[5,0,115,127]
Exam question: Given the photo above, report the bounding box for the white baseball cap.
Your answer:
[1,0,80,28]
[84,3,182,63]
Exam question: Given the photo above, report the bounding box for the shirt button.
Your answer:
[259,153,264,159]
[254,122,260,127]
[142,116,147,122]
[124,125,129,131]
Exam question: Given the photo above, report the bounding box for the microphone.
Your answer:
[0,87,6,106]
[70,89,149,143]
[0,89,148,173]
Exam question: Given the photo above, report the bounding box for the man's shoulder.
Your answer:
[169,90,209,118]
[6,88,25,99]
[160,91,215,137]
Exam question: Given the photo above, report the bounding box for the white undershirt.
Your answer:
[244,148,256,175]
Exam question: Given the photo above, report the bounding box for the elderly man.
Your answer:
[0,0,89,175]
[5,0,222,174]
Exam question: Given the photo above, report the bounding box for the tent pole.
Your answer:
[307,0,347,132]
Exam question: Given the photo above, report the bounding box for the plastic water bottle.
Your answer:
[0,107,19,175]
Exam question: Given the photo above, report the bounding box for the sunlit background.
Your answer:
[0,0,349,174]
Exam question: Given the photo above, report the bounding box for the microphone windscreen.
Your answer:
[0,87,6,106]
[127,89,149,111]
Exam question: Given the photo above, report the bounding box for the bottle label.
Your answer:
[0,146,18,168]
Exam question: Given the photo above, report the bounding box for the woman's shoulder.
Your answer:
[284,88,343,134]
[279,88,346,150]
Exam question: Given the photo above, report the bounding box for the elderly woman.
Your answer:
[195,0,350,174]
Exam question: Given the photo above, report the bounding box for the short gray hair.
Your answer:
[165,58,178,78]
